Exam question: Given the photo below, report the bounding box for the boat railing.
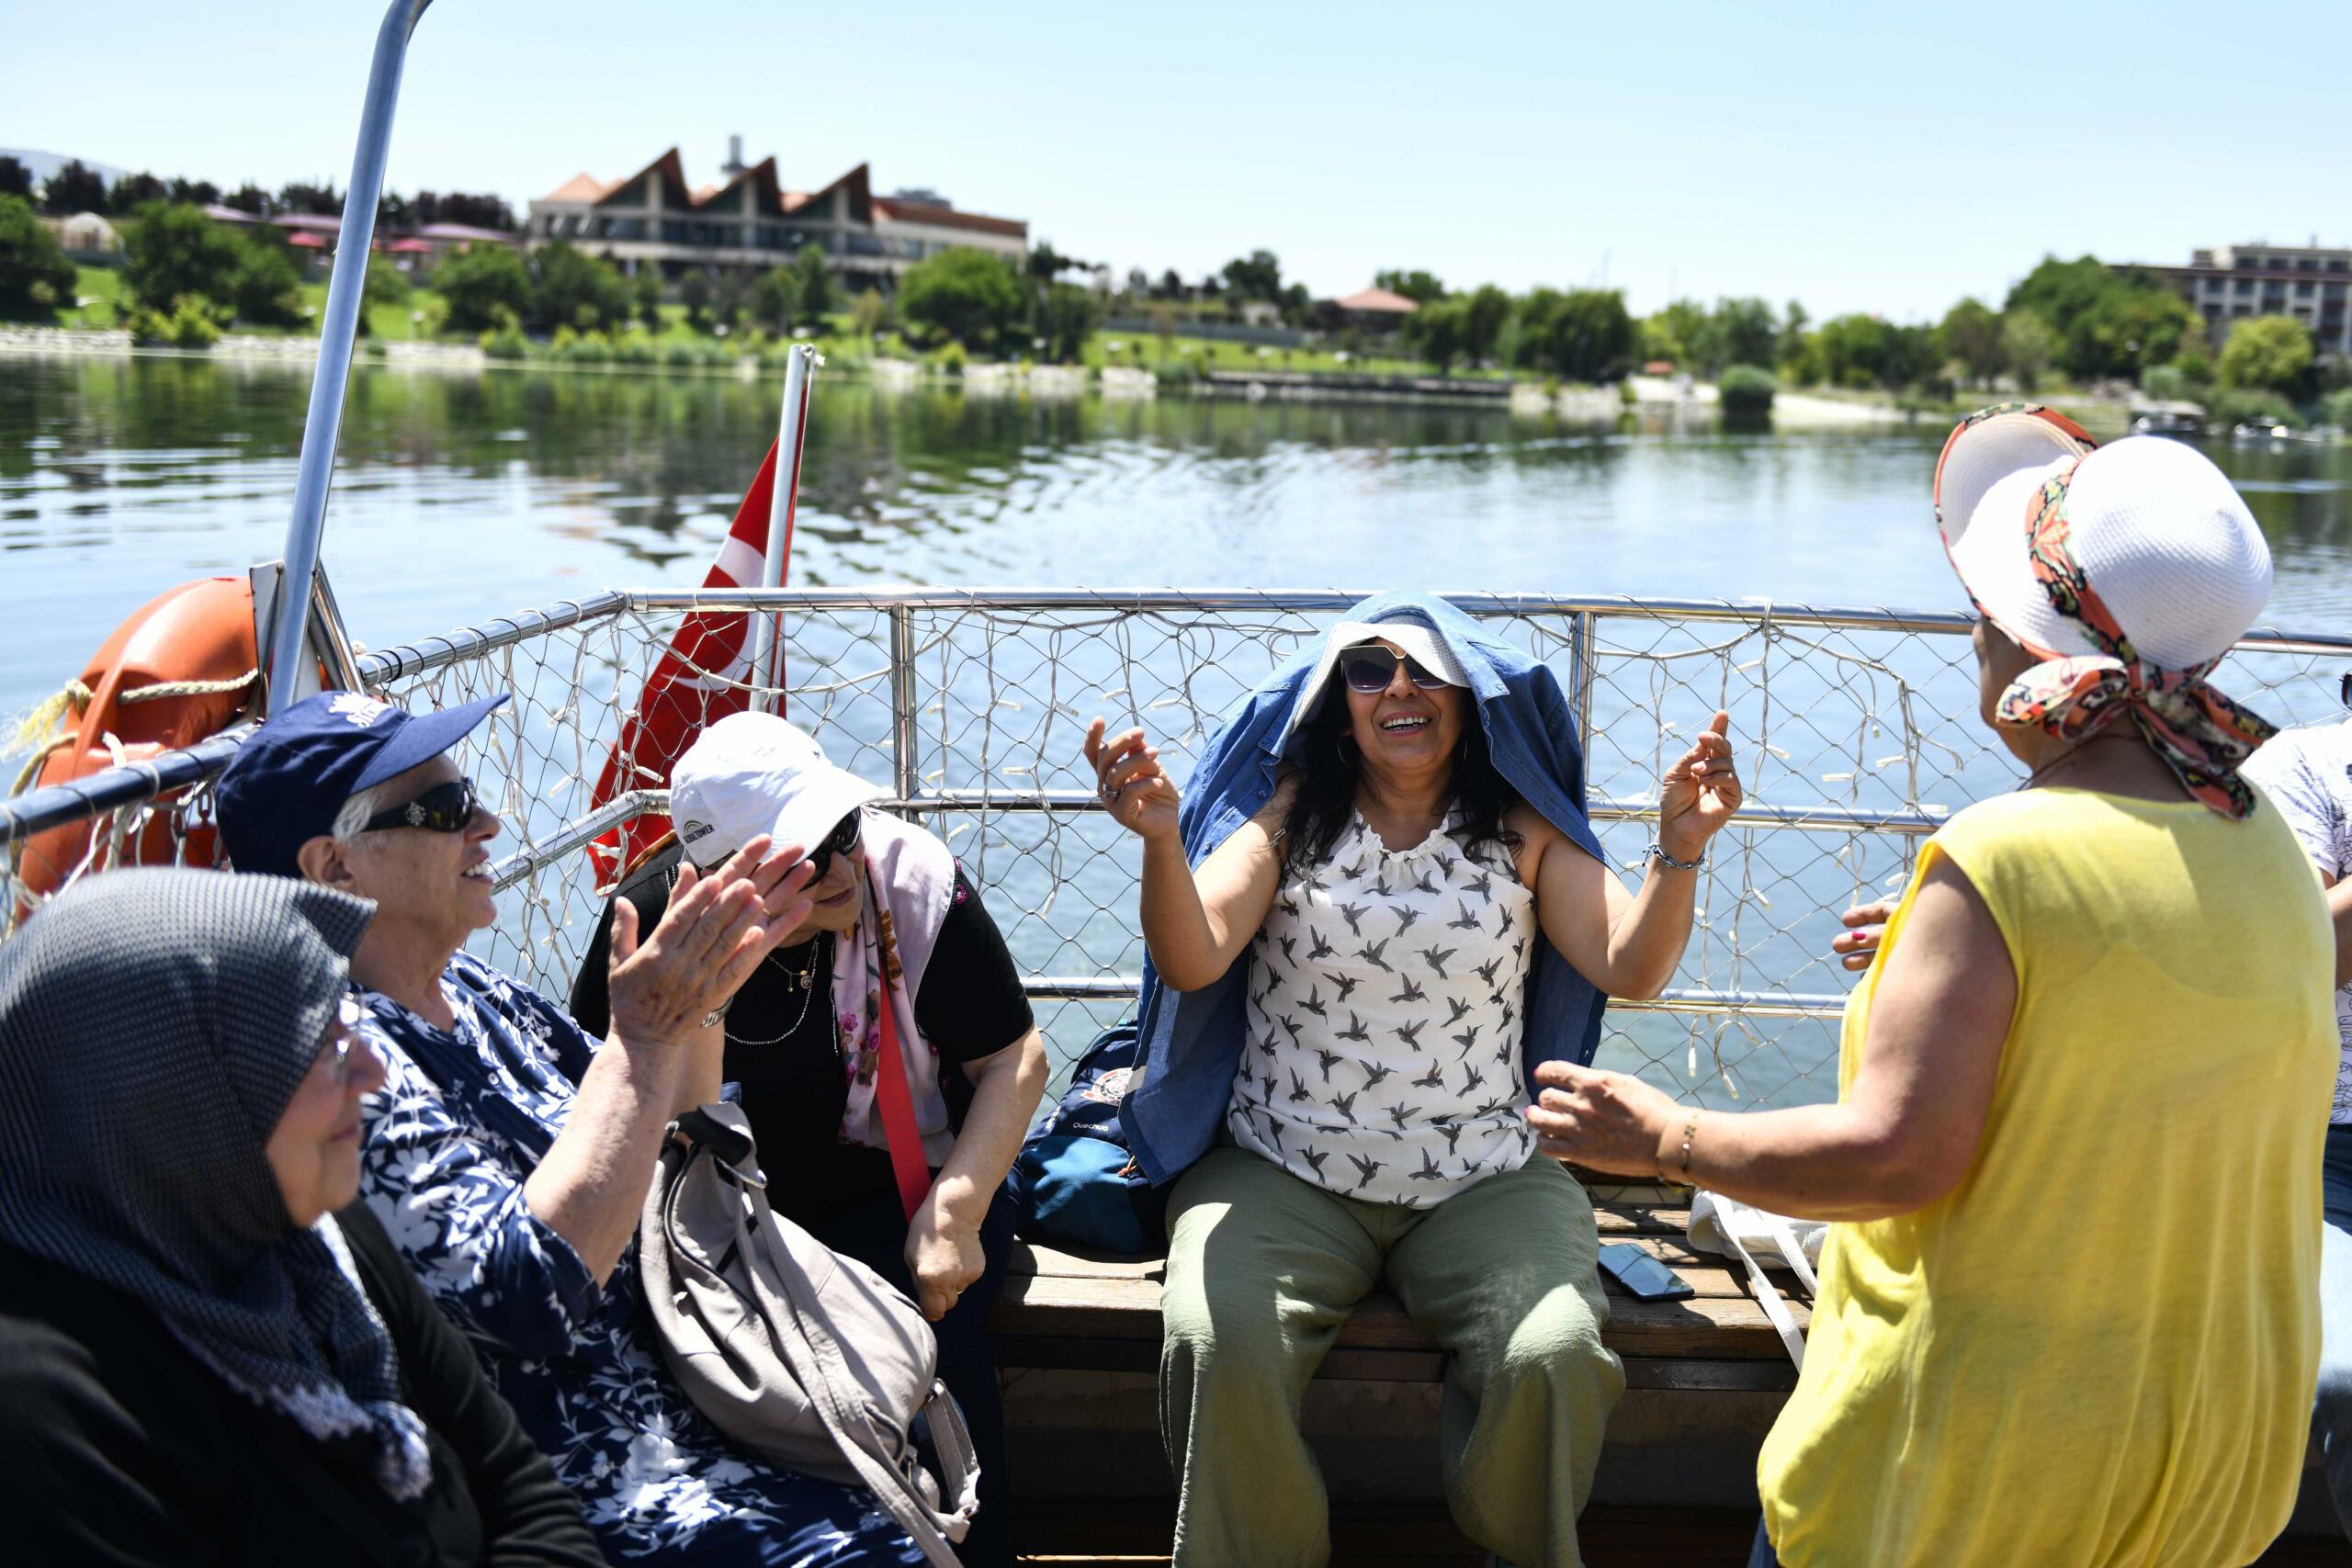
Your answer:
[8,588,2349,1110]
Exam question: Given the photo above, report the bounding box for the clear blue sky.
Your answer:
[9,0,2346,322]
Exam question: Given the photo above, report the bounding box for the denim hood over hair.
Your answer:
[1119,592,1610,1185]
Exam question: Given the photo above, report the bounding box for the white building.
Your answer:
[2125,242,2352,358]
[524,139,1027,289]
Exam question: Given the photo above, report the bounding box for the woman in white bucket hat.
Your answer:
[1533,406,2338,1567]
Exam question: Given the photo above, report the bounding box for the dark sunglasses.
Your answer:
[805,811,863,878]
[1340,647,1452,694]
[361,777,483,835]
[2341,670,2350,710]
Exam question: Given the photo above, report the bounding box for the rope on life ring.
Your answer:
[6,670,261,795]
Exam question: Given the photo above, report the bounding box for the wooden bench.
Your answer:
[989,1186,1811,1393]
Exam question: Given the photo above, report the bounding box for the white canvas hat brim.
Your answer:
[672,713,888,869]
[1933,407,2100,658]
[1285,618,1475,745]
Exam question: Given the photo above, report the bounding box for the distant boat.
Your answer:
[2130,401,2205,438]
[2232,418,2297,444]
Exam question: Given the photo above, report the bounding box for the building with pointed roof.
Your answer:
[524,141,1027,289]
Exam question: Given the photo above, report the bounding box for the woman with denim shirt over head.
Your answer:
[1085,591,1742,1568]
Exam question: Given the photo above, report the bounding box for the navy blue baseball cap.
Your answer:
[217,691,510,877]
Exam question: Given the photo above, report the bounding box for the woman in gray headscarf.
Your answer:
[0,869,599,1567]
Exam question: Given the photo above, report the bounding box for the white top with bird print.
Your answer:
[1227,807,1538,1206]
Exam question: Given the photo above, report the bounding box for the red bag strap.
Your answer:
[873,996,932,1222]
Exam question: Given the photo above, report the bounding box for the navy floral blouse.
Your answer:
[354,952,922,1565]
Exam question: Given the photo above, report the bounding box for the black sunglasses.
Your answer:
[1340,647,1452,694]
[805,811,863,878]
[2341,670,2350,711]
[361,777,483,835]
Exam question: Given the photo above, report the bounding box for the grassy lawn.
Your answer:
[1081,331,1475,378]
[60,266,124,328]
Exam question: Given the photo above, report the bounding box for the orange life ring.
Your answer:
[9,576,261,911]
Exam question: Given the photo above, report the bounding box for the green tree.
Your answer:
[1778,300,1810,367]
[1713,299,1780,376]
[122,202,243,313]
[360,251,411,334]
[41,160,108,215]
[1939,297,2004,387]
[1219,249,1283,303]
[2066,285,2197,381]
[631,267,663,326]
[110,172,167,209]
[2000,310,2058,391]
[1374,268,1445,306]
[433,242,531,333]
[2217,315,2317,400]
[850,287,888,340]
[898,246,1024,350]
[1523,288,1634,381]
[1645,299,1713,369]
[1025,242,1085,281]
[1814,314,1890,389]
[2004,254,2117,341]
[1407,295,1475,370]
[0,157,30,199]
[226,231,306,328]
[677,269,715,332]
[752,266,798,333]
[1459,284,1511,365]
[0,194,78,321]
[791,243,838,321]
[1035,280,1101,362]
[528,241,628,333]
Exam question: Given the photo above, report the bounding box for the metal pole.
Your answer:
[748,343,819,715]
[888,604,920,817]
[265,0,435,715]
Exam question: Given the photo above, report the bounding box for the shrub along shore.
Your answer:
[4,197,2345,430]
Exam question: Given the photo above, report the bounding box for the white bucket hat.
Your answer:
[669,712,886,870]
[1286,616,1475,742]
[1934,406,2272,671]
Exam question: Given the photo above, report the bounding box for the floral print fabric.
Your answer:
[355,952,919,1565]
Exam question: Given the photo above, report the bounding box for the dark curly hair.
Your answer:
[1278,678,1520,873]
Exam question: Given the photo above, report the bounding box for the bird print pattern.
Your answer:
[1227,807,1538,1206]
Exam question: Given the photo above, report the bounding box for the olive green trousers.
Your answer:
[1159,1145,1623,1568]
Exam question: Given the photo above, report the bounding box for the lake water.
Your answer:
[8,355,2348,722]
[6,354,2350,1104]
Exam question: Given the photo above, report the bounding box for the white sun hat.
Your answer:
[1934,407,2272,670]
[670,712,887,870]
[1286,616,1475,740]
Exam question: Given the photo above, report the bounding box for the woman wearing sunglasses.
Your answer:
[571,712,1050,1568]
[1081,592,1740,1568]
[0,869,601,1566]
[214,693,925,1566]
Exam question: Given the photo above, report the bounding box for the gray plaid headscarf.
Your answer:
[0,869,432,1500]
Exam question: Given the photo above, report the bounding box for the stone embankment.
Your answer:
[0,325,486,368]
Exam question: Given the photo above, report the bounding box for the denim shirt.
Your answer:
[1119,592,1611,1186]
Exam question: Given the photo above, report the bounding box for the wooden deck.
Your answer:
[989,1190,1808,1393]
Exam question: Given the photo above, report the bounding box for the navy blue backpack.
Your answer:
[1012,1020,1170,1257]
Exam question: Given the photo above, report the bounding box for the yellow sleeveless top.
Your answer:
[1757,785,2335,1567]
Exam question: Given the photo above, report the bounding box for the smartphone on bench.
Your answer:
[1597,1242,1695,1301]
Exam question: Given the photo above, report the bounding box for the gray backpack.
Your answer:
[639,1103,979,1566]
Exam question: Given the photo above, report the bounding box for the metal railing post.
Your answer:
[1571,608,1598,744]
[265,0,435,714]
[888,604,920,817]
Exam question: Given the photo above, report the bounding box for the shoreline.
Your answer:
[0,326,2136,429]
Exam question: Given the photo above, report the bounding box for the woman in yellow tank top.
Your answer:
[1531,406,2339,1567]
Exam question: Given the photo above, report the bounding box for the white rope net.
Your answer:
[10,590,2347,1112]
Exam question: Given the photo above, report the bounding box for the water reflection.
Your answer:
[4,354,2347,719]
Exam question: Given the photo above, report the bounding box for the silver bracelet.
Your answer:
[1645,839,1704,871]
[700,1006,726,1030]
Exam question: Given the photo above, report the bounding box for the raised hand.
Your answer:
[1084,717,1182,843]
[1523,1060,1680,1178]
[1657,709,1743,862]
[606,834,815,1047]
[1830,899,1897,972]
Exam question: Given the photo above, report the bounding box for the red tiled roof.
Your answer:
[384,237,435,253]
[872,197,1026,240]
[542,171,615,204]
[1332,287,1419,314]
